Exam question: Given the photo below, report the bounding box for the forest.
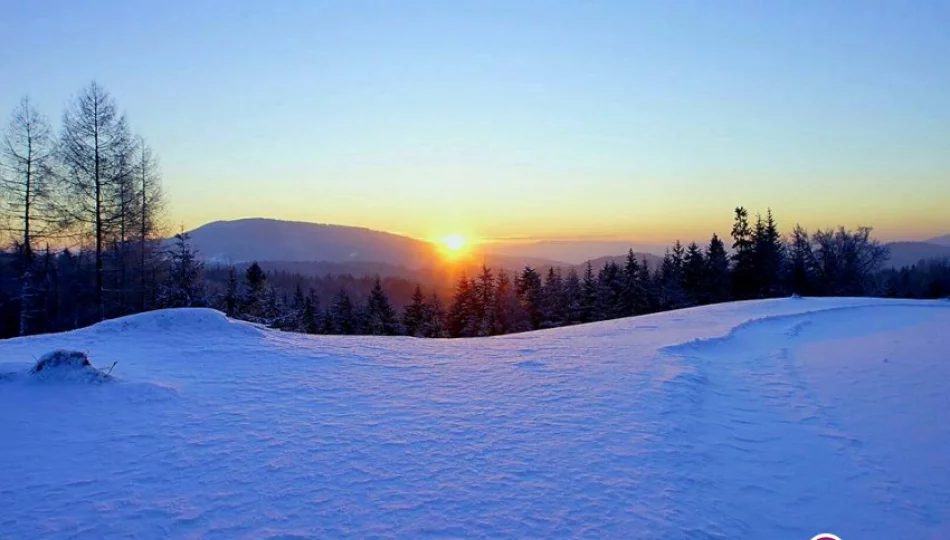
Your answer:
[2,85,948,339]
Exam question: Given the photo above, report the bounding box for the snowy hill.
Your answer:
[2,299,949,538]
[184,218,439,268]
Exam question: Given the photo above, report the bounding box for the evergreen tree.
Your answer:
[363,277,398,335]
[422,293,447,338]
[494,269,524,334]
[541,267,565,327]
[731,206,756,298]
[330,289,356,335]
[302,289,321,334]
[752,208,785,297]
[682,242,706,305]
[243,262,267,319]
[402,284,428,337]
[787,224,815,295]
[619,249,644,317]
[158,232,205,308]
[224,267,239,317]
[447,273,477,337]
[595,261,622,320]
[563,268,584,324]
[474,266,495,336]
[321,307,335,334]
[705,233,731,303]
[581,261,598,322]
[516,267,544,330]
[658,246,687,310]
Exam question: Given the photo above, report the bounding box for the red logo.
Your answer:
[810,535,842,540]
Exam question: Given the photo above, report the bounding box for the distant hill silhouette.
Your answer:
[926,234,950,247]
[884,241,950,269]
[486,240,666,264]
[185,218,438,268]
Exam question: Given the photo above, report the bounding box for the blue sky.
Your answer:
[2,1,948,243]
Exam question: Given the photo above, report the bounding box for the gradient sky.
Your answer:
[2,1,949,245]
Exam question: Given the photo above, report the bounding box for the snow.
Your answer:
[1,298,949,539]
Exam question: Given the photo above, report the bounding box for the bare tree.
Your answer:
[59,81,133,320]
[133,137,166,310]
[1,96,58,260]
[1,97,59,335]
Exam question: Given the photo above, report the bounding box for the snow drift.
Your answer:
[1,298,948,539]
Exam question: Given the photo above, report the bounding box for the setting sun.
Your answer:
[442,234,466,252]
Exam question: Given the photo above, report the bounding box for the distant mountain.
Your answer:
[185,218,438,269]
[884,242,950,269]
[486,240,666,264]
[581,253,664,272]
[926,234,950,247]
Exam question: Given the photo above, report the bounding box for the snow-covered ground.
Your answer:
[1,298,949,539]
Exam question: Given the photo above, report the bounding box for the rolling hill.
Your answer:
[884,241,950,269]
[185,218,439,269]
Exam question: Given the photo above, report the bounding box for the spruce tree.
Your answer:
[402,285,427,337]
[423,293,447,338]
[364,277,398,335]
[541,267,565,328]
[619,249,644,317]
[595,261,622,320]
[330,289,356,335]
[494,269,523,334]
[447,273,476,337]
[752,208,785,297]
[563,268,584,324]
[581,261,598,322]
[474,266,495,336]
[243,262,267,319]
[787,224,814,295]
[682,242,706,305]
[731,206,756,299]
[303,289,321,334]
[158,232,205,308]
[516,267,544,330]
[705,233,731,303]
[224,267,239,317]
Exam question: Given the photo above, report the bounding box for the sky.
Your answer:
[2,0,949,246]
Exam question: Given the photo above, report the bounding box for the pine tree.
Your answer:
[422,293,447,338]
[541,267,565,328]
[752,208,785,297]
[303,289,321,334]
[705,233,731,303]
[787,224,814,295]
[516,267,544,330]
[364,277,398,335]
[731,206,756,299]
[243,262,267,319]
[595,261,622,320]
[158,232,205,308]
[447,273,476,337]
[563,268,584,324]
[581,261,598,322]
[474,266,495,336]
[224,267,239,317]
[402,285,427,337]
[682,242,706,305]
[330,289,356,335]
[619,249,644,317]
[493,268,526,334]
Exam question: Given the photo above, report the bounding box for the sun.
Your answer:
[441,234,466,252]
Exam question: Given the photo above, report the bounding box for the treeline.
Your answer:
[0,85,166,337]
[157,207,947,339]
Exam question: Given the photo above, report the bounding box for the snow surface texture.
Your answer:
[1,300,949,539]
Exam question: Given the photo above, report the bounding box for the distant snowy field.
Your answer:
[2,298,949,539]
